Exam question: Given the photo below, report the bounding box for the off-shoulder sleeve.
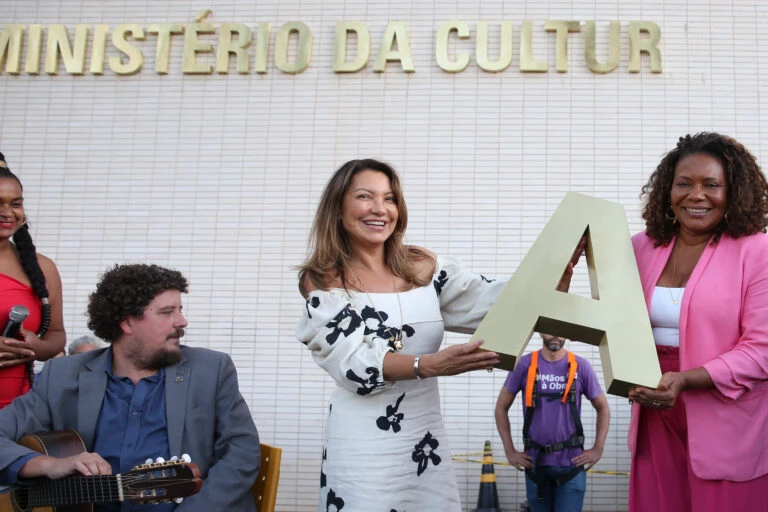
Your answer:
[432,256,507,334]
[296,290,394,396]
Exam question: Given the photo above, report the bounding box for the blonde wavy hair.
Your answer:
[298,158,431,295]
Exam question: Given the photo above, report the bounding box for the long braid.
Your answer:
[12,223,51,337]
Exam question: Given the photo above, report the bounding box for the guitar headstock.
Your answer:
[123,457,202,504]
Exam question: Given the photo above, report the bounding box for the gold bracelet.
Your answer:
[413,355,422,381]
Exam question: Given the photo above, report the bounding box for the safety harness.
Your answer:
[523,350,585,497]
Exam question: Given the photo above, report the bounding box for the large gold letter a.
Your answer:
[472,192,661,396]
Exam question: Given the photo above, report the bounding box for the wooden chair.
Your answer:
[251,443,282,512]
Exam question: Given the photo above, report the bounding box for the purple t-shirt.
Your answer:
[503,351,603,467]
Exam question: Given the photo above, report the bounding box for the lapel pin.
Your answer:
[175,376,184,382]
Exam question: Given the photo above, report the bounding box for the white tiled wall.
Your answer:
[2,1,766,510]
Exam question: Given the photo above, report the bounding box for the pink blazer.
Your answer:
[629,231,768,481]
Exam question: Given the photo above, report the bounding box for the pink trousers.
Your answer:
[628,346,768,512]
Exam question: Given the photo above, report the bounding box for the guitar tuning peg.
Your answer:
[169,456,179,461]
[181,454,191,463]
[155,457,166,463]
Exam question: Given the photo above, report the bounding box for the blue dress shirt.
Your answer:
[91,351,175,512]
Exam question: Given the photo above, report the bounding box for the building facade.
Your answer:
[2,1,765,510]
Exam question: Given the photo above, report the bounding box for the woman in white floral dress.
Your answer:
[296,159,507,512]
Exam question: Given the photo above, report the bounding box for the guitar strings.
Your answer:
[27,471,199,504]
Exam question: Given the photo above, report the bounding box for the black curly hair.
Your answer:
[0,152,51,337]
[87,264,189,343]
[641,132,768,246]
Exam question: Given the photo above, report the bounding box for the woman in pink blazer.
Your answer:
[627,133,768,512]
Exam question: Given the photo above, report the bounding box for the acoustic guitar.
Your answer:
[0,430,202,511]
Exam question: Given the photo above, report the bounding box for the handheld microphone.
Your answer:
[3,305,30,338]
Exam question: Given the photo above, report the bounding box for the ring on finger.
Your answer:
[651,400,661,408]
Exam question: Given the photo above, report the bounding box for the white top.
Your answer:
[650,286,683,347]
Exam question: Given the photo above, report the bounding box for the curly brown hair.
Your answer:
[87,264,188,343]
[641,132,768,245]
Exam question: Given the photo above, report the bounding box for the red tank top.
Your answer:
[0,273,42,408]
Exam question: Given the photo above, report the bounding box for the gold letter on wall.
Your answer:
[45,24,90,75]
[435,20,470,73]
[110,24,145,75]
[0,24,25,74]
[25,25,44,75]
[89,24,109,75]
[519,21,547,72]
[334,22,370,73]
[217,23,252,74]
[544,20,580,72]
[628,21,662,73]
[182,22,214,74]
[476,21,513,73]
[253,23,271,74]
[148,23,183,75]
[275,22,312,74]
[471,192,661,397]
[373,21,415,72]
[584,21,620,74]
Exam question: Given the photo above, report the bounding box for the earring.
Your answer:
[20,215,27,226]
[664,207,677,224]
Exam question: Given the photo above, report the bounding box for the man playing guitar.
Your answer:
[0,264,260,511]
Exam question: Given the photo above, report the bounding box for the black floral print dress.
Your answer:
[296,257,505,511]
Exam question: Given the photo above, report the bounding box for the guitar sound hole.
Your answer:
[14,488,30,510]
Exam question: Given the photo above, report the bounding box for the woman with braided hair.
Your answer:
[0,152,65,408]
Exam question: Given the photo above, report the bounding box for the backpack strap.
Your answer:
[524,350,539,408]
[561,351,578,403]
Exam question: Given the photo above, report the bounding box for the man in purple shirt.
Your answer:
[495,334,610,512]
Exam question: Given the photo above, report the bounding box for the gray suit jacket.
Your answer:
[0,346,260,511]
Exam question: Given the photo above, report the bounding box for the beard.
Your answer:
[544,338,565,352]
[132,329,184,371]
[144,346,182,370]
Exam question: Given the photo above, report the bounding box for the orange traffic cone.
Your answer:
[474,440,502,512]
